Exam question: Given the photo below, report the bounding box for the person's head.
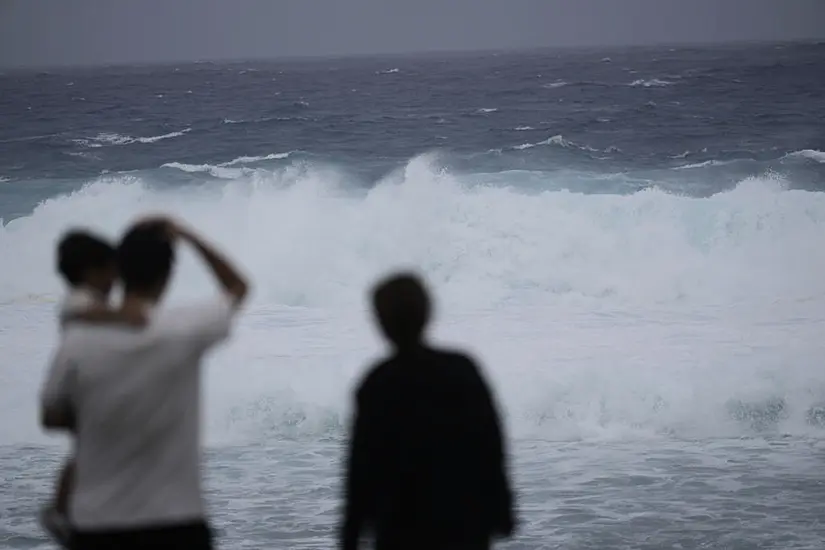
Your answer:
[371,272,431,350]
[57,230,118,297]
[116,221,175,301]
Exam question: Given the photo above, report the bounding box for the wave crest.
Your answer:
[785,149,825,163]
[73,129,190,148]
[1,155,824,311]
[629,78,673,87]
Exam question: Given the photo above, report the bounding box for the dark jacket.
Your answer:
[341,346,516,550]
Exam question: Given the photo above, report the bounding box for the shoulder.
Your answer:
[354,358,393,401]
[430,347,491,389]
[431,347,478,369]
[156,293,237,329]
[153,293,239,351]
[58,289,98,320]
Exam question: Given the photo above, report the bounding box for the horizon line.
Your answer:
[1,36,822,73]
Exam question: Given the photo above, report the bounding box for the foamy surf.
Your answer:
[2,40,824,550]
[160,152,294,178]
[629,78,673,87]
[1,155,823,312]
[786,149,825,163]
[73,129,191,148]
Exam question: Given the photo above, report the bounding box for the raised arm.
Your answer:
[173,223,249,307]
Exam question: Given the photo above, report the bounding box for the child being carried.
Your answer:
[39,230,147,548]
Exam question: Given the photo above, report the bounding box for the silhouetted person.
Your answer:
[40,217,249,550]
[340,273,516,550]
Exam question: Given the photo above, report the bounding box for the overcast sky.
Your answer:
[1,0,823,68]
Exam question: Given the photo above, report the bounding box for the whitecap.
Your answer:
[629,79,673,88]
[514,135,573,150]
[74,129,191,147]
[785,149,825,163]
[542,81,567,89]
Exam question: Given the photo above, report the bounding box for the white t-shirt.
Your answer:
[40,292,238,530]
[58,287,100,326]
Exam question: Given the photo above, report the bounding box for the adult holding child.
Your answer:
[40,216,249,550]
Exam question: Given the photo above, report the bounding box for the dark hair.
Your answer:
[57,230,116,287]
[371,272,431,349]
[116,222,175,294]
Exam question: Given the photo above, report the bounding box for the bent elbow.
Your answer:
[234,280,250,303]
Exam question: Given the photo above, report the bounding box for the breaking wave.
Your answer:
[2,154,824,309]
[629,78,674,87]
[786,149,825,163]
[73,129,191,148]
[2,155,825,446]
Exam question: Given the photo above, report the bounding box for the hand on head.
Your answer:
[130,215,185,241]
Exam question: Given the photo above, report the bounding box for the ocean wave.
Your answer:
[673,160,737,170]
[161,152,295,176]
[222,152,294,166]
[65,151,101,161]
[785,149,825,163]
[3,156,825,443]
[0,133,61,144]
[542,81,568,89]
[221,116,311,125]
[376,68,400,75]
[514,134,574,150]
[629,78,673,88]
[513,134,619,155]
[161,162,250,179]
[475,108,499,114]
[670,148,708,159]
[73,129,191,148]
[1,154,823,311]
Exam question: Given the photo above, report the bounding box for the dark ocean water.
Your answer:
[2,41,825,550]
[2,41,824,219]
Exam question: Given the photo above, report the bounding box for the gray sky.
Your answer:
[1,0,824,68]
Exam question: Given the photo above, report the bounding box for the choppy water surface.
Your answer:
[2,41,825,548]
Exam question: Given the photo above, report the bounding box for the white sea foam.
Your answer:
[514,134,573,150]
[2,155,824,447]
[161,162,251,179]
[542,81,568,89]
[629,79,673,88]
[74,129,191,148]
[785,149,825,163]
[673,159,738,170]
[3,154,819,308]
[222,152,294,166]
[161,152,294,176]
